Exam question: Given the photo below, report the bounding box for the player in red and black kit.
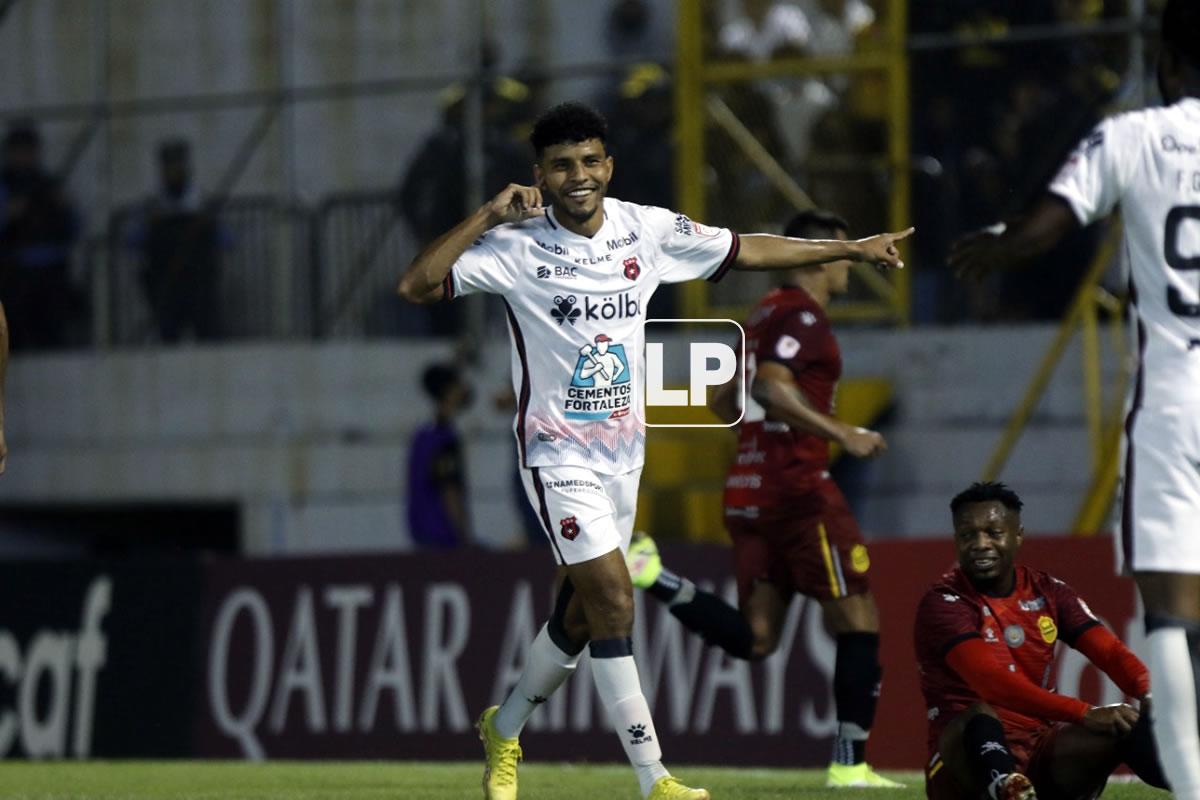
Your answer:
[628,209,901,788]
[917,482,1167,800]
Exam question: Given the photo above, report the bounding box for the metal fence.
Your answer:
[102,197,315,345]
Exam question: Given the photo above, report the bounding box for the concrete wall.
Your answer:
[0,324,1128,555]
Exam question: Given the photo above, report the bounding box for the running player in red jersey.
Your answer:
[917,482,1167,800]
[629,209,900,788]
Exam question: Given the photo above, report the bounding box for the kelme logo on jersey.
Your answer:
[565,334,632,421]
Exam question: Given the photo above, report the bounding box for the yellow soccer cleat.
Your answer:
[648,776,711,799]
[825,762,907,788]
[626,530,663,589]
[477,706,522,800]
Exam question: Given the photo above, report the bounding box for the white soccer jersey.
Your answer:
[447,198,739,475]
[1050,97,1200,410]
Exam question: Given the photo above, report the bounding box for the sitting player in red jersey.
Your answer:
[917,482,1167,800]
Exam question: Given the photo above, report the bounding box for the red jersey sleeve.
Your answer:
[946,639,1091,723]
[1044,576,1102,645]
[754,307,831,372]
[914,587,983,660]
[1073,625,1151,698]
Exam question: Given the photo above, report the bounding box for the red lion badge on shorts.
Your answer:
[560,515,580,541]
[623,257,640,281]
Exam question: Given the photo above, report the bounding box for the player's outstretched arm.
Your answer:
[752,361,886,457]
[948,194,1080,281]
[735,227,913,272]
[396,183,543,304]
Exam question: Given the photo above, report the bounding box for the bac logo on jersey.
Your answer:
[623,257,641,281]
[1037,615,1058,644]
[560,516,580,541]
[551,295,582,326]
[1004,624,1026,648]
[538,265,579,280]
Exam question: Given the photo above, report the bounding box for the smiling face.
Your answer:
[534,138,613,230]
[952,500,1023,594]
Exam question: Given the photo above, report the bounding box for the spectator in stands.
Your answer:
[605,0,661,62]
[604,63,674,209]
[398,77,532,336]
[406,363,473,549]
[0,121,82,351]
[127,139,229,343]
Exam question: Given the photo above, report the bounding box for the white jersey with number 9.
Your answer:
[1050,97,1200,410]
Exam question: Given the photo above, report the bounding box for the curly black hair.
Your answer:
[530,102,608,157]
[783,209,850,239]
[1164,0,1200,71]
[950,481,1024,516]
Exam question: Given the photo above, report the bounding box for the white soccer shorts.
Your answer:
[519,464,642,565]
[1120,404,1200,575]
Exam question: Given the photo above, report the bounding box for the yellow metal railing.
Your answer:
[674,0,911,324]
[980,223,1130,534]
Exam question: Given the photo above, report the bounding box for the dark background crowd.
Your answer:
[0,0,1162,351]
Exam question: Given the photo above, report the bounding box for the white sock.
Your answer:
[591,642,670,798]
[1148,627,1200,797]
[493,624,581,739]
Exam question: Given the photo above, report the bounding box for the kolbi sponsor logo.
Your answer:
[550,295,582,327]
[1018,597,1046,611]
[583,292,642,321]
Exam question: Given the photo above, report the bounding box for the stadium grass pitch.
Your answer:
[0,761,1170,799]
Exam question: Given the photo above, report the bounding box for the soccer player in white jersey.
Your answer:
[398,101,912,800]
[950,2,1200,794]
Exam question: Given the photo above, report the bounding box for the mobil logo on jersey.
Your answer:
[565,333,632,421]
